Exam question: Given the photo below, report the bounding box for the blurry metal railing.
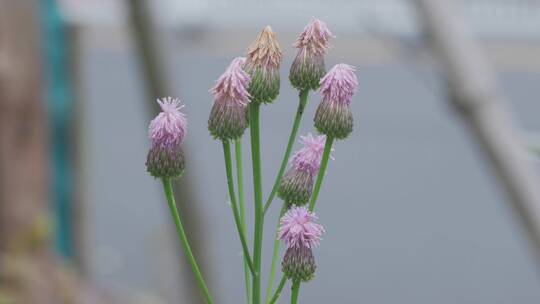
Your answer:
[414,0,540,267]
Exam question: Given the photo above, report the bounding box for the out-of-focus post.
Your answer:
[413,0,540,265]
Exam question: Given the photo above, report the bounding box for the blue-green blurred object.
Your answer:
[40,0,74,258]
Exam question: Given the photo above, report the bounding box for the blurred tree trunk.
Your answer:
[0,0,60,302]
[0,2,115,303]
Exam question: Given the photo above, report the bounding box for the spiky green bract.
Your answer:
[146,145,185,179]
[314,101,353,139]
[245,66,280,104]
[289,54,325,91]
[208,102,248,140]
[282,246,316,282]
[278,169,313,206]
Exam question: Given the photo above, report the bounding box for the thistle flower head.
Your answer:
[279,206,325,249]
[245,26,283,70]
[319,64,358,105]
[315,64,358,139]
[294,18,333,57]
[147,97,187,178]
[278,134,332,205]
[210,57,251,107]
[291,133,329,175]
[149,97,187,148]
[208,58,251,140]
[244,26,282,104]
[289,18,333,91]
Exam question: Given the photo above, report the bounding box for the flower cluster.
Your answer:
[144,17,359,303]
[277,19,358,287]
[146,97,188,178]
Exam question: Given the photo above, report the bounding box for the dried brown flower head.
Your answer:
[246,26,283,70]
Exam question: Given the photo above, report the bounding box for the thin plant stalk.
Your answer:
[235,138,252,304]
[264,203,288,303]
[308,137,334,211]
[161,179,214,304]
[222,141,256,274]
[290,280,301,304]
[263,90,309,214]
[268,275,288,304]
[249,102,264,304]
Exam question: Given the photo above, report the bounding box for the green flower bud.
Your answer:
[282,246,317,282]
[146,145,185,179]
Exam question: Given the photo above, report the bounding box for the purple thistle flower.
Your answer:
[291,133,328,175]
[290,18,334,91]
[294,18,333,57]
[210,57,251,106]
[278,206,325,249]
[314,64,358,139]
[149,97,187,149]
[278,134,332,205]
[319,64,358,105]
[208,57,251,140]
[146,97,187,178]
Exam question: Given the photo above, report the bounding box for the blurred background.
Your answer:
[1,0,540,303]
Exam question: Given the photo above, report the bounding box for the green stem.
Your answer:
[249,102,264,304]
[268,275,288,304]
[161,179,214,304]
[308,137,334,211]
[290,280,301,304]
[235,139,252,304]
[263,90,309,214]
[222,141,256,274]
[264,203,288,303]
